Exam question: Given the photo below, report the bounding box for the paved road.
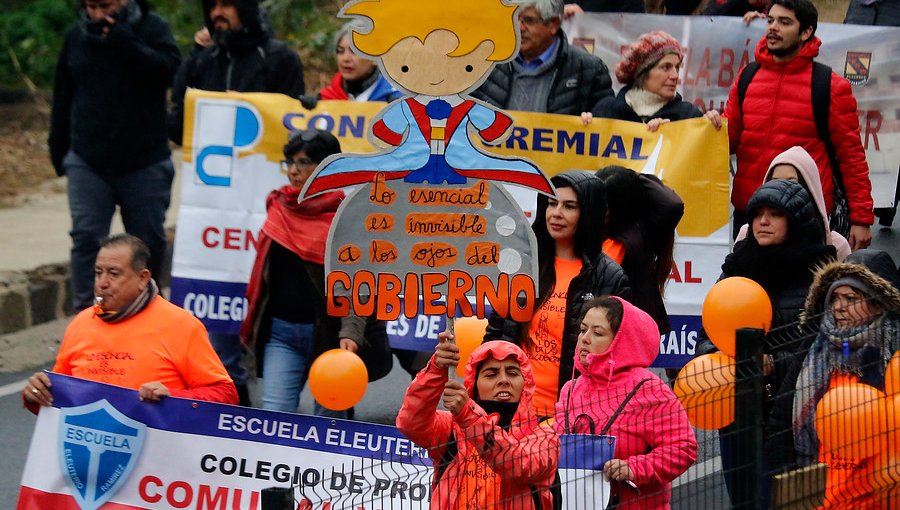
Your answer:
[1,223,895,508]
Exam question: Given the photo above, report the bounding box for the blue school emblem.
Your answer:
[58,399,146,510]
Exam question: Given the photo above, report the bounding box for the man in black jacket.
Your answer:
[472,0,613,115]
[49,0,181,312]
[167,0,305,406]
[167,0,305,145]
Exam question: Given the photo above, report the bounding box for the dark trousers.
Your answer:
[65,151,173,310]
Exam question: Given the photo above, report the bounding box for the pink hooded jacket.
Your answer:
[735,145,851,261]
[396,341,559,509]
[553,297,697,509]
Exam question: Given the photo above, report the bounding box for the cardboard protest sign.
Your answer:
[300,0,554,321]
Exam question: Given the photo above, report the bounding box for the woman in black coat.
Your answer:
[585,31,722,131]
[484,171,631,418]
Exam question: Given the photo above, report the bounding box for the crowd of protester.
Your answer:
[26,0,900,507]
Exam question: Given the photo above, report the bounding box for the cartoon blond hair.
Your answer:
[341,0,520,61]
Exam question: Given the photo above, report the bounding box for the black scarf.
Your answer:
[475,399,519,430]
[721,236,835,298]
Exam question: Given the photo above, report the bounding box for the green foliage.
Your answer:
[0,0,341,91]
[0,0,78,89]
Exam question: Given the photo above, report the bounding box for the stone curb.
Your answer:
[0,227,175,336]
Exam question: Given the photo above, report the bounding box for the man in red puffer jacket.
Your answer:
[725,0,874,251]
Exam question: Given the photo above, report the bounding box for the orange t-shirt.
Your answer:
[454,450,500,509]
[602,238,625,265]
[528,257,582,417]
[53,296,232,392]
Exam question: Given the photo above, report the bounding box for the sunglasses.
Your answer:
[289,127,320,143]
[280,157,316,173]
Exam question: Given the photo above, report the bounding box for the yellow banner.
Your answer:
[183,89,729,237]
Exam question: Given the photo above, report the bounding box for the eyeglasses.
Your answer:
[831,293,864,309]
[519,14,549,26]
[280,158,316,173]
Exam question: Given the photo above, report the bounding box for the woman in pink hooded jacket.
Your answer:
[397,337,559,509]
[735,145,851,261]
[554,296,697,508]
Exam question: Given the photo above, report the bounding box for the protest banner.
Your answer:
[18,373,432,510]
[565,13,900,217]
[171,88,729,367]
[171,88,728,366]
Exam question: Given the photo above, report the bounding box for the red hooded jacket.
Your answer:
[396,341,559,509]
[554,297,697,509]
[725,37,873,226]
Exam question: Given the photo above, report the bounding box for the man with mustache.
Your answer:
[167,0,305,145]
[472,0,613,116]
[724,0,874,252]
[167,0,305,407]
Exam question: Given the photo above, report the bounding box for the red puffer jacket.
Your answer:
[396,341,559,509]
[726,37,873,226]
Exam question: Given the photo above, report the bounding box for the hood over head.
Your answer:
[578,296,660,383]
[802,257,900,322]
[202,0,266,41]
[763,146,830,233]
[746,179,823,245]
[463,341,536,418]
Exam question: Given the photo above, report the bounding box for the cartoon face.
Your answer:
[380,30,495,96]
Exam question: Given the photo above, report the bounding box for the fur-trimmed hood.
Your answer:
[802,259,900,322]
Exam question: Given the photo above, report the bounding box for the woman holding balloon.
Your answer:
[240,128,390,416]
[485,170,631,418]
[693,179,836,504]
[767,252,900,508]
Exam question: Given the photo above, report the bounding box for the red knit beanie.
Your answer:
[615,31,683,85]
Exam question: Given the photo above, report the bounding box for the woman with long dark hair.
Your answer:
[596,166,683,336]
[485,170,631,418]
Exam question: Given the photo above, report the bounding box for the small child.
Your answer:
[554,296,697,509]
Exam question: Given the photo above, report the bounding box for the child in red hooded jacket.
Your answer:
[554,296,697,508]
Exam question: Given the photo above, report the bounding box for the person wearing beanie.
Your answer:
[695,179,837,504]
[767,255,900,508]
[396,337,559,508]
[586,31,723,131]
[735,146,852,260]
[485,170,631,418]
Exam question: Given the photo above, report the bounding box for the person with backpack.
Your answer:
[396,336,559,509]
[724,0,874,250]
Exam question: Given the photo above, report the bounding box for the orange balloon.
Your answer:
[453,317,488,378]
[815,382,886,460]
[885,352,900,397]
[701,277,772,357]
[871,451,900,492]
[308,349,368,411]
[887,394,900,456]
[674,353,735,430]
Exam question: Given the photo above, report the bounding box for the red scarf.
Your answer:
[261,186,344,265]
[319,73,349,101]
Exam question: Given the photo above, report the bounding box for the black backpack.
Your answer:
[736,61,851,236]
